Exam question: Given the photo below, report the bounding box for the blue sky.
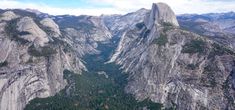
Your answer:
[16,0,113,8]
[0,0,235,16]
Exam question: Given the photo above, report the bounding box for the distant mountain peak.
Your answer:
[25,8,42,15]
[145,3,179,29]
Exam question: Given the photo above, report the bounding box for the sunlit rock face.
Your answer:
[0,11,95,110]
[40,18,61,37]
[110,3,235,110]
[145,3,179,29]
[17,17,49,46]
[0,2,235,110]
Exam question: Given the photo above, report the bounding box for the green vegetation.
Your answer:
[208,43,235,59]
[25,69,163,110]
[41,26,53,36]
[5,19,29,44]
[0,61,8,67]
[162,22,174,32]
[28,45,57,57]
[182,39,207,54]
[201,64,218,88]
[50,37,74,53]
[25,38,163,110]
[18,31,31,36]
[153,33,168,46]
[135,22,145,30]
[222,78,235,107]
[162,22,173,27]
[140,29,151,39]
[187,64,197,70]
[152,22,173,46]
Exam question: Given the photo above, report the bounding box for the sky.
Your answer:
[0,0,235,16]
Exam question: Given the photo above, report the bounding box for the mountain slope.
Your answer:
[0,10,101,110]
[0,3,235,110]
[110,3,235,110]
[178,12,235,49]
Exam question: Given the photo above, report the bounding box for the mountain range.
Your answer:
[0,3,235,110]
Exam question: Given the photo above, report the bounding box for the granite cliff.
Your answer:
[0,2,234,110]
[109,3,235,110]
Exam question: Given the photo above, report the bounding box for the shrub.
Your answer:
[135,22,145,29]
[208,43,235,59]
[187,64,197,70]
[153,33,168,46]
[162,22,173,27]
[41,26,54,36]
[182,39,206,54]
[140,29,151,39]
[5,19,29,44]
[28,45,57,57]
[162,22,174,32]
[18,31,31,36]
[0,61,8,67]
[201,64,218,88]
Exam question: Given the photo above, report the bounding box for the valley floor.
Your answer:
[24,42,163,110]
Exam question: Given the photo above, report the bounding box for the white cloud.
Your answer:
[0,0,234,16]
[0,0,126,16]
[89,0,235,14]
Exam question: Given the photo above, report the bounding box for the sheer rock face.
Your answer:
[54,15,112,43]
[89,16,112,42]
[0,39,85,110]
[62,28,99,56]
[40,18,61,37]
[0,3,235,110]
[145,3,179,29]
[110,3,235,110]
[102,8,149,33]
[0,12,94,110]
[17,17,49,46]
[112,21,235,110]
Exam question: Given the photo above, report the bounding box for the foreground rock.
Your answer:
[0,11,92,110]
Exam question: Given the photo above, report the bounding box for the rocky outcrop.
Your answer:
[110,3,179,62]
[0,41,85,110]
[54,15,112,43]
[0,2,235,110]
[0,12,94,110]
[40,18,61,37]
[102,8,149,33]
[62,28,99,55]
[0,11,19,21]
[145,3,179,29]
[17,17,49,46]
[110,3,235,110]
[89,16,112,42]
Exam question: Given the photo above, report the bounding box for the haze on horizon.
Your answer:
[0,0,235,16]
